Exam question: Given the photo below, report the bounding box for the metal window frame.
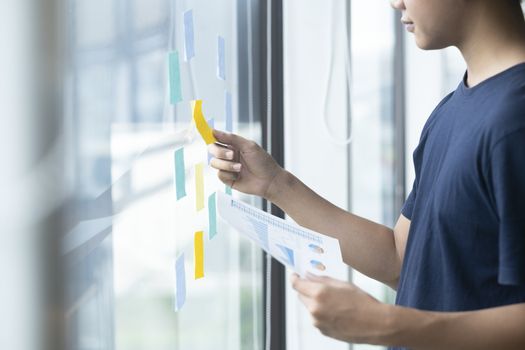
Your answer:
[393,9,407,217]
[260,0,286,350]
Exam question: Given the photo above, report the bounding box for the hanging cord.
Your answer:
[321,0,353,146]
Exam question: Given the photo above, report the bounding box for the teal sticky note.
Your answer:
[175,148,187,200]
[208,192,217,239]
[225,185,232,195]
[169,51,183,104]
[175,253,186,311]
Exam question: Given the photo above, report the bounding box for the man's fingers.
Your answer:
[306,272,347,288]
[210,158,242,173]
[213,129,252,149]
[208,143,235,160]
[291,275,326,299]
[218,170,238,186]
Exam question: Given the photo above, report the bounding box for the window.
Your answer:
[349,0,398,319]
[63,1,265,349]
[284,1,400,349]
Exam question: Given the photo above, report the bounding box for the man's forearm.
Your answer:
[382,303,525,349]
[266,170,401,287]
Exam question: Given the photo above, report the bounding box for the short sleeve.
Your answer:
[488,129,525,286]
[401,179,417,220]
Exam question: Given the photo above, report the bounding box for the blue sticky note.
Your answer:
[225,185,232,195]
[183,10,195,61]
[168,51,183,104]
[175,253,186,311]
[175,148,187,200]
[217,36,226,80]
[207,118,215,164]
[208,193,217,239]
[225,91,233,132]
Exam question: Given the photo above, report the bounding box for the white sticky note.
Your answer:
[217,35,226,80]
[225,91,232,132]
[183,9,195,61]
[175,253,187,311]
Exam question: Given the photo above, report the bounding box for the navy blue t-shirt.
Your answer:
[392,63,525,349]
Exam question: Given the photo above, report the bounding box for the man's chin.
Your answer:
[414,34,451,51]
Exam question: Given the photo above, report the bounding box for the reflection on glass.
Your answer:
[65,0,264,349]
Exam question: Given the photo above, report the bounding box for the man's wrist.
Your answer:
[265,169,295,205]
[378,304,443,348]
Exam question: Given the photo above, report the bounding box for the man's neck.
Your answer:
[458,3,525,87]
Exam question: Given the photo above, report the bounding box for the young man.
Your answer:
[209,0,525,348]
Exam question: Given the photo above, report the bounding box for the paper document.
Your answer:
[217,192,346,278]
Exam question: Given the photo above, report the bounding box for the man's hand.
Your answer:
[290,273,393,345]
[209,129,286,201]
[292,274,525,349]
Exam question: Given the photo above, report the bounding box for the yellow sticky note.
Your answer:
[194,231,204,279]
[195,163,204,211]
[193,100,217,145]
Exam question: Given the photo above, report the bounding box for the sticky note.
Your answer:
[183,9,195,61]
[193,100,217,145]
[208,193,217,239]
[217,36,226,80]
[168,51,183,104]
[195,163,204,211]
[226,185,232,195]
[207,119,215,164]
[225,91,233,132]
[174,148,187,200]
[194,231,204,279]
[175,253,186,311]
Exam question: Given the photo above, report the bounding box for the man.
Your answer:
[209,0,525,348]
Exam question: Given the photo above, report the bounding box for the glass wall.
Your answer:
[284,1,398,350]
[350,1,397,349]
[63,1,264,349]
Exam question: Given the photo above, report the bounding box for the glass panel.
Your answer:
[75,0,116,49]
[351,1,396,349]
[64,0,264,349]
[134,50,165,122]
[132,0,169,32]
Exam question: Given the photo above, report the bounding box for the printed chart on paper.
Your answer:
[217,192,346,278]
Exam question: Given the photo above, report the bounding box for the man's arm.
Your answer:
[209,130,410,288]
[268,170,410,289]
[292,274,525,349]
[387,303,525,350]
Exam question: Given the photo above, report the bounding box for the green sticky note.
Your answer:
[169,51,182,104]
[208,193,217,239]
[175,148,186,200]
